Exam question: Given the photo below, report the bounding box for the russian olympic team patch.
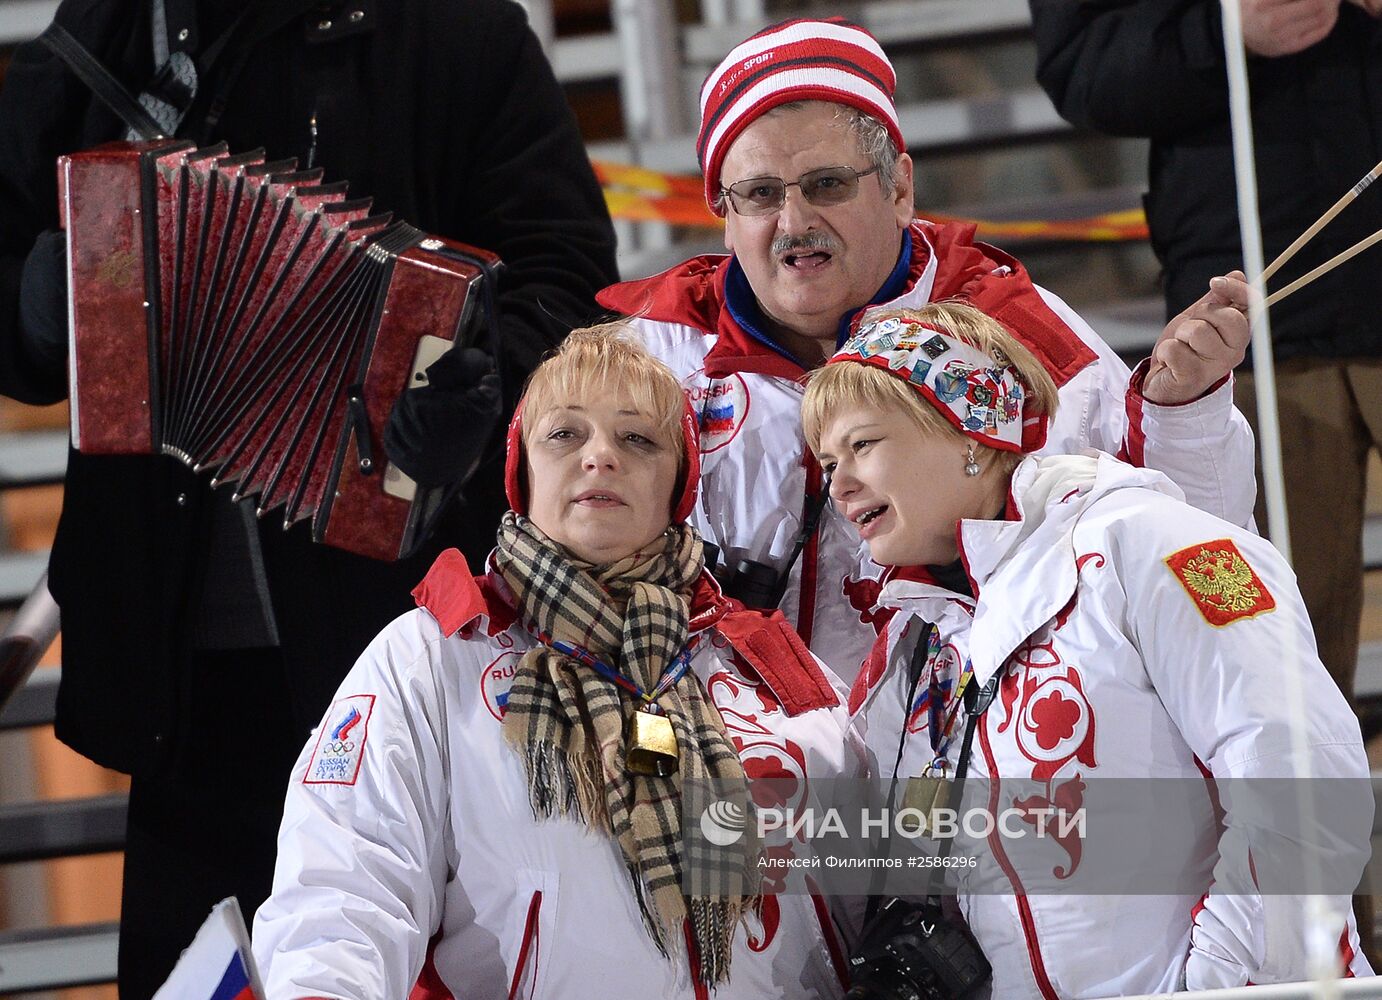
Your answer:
[684,369,750,453]
[1165,538,1276,627]
[304,694,376,785]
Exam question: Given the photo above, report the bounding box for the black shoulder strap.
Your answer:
[765,471,833,611]
[906,672,1001,904]
[934,674,1000,866]
[39,23,165,140]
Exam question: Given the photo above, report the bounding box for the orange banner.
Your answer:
[593,161,1149,243]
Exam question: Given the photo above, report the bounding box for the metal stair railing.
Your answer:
[0,428,66,489]
[586,85,1072,182]
[682,0,1031,63]
[0,574,121,994]
[0,658,57,731]
[0,792,127,864]
[0,416,119,992]
[0,923,120,994]
[0,429,65,613]
[0,573,59,718]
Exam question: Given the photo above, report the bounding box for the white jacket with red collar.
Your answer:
[852,453,1372,998]
[251,551,865,1000]
[597,220,1256,684]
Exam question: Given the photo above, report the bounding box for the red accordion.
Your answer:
[59,140,499,561]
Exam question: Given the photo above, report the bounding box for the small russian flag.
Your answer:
[702,400,736,435]
[153,898,263,1000]
[207,952,255,1000]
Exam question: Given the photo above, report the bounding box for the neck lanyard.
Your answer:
[906,628,975,772]
[536,630,697,712]
[870,626,997,921]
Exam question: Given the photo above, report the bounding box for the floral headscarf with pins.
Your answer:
[833,312,1048,453]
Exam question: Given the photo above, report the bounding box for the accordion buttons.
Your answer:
[317,18,332,30]
[349,10,364,21]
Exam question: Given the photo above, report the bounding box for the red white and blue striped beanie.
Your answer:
[697,17,904,210]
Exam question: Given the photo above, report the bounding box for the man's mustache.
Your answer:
[771,232,840,257]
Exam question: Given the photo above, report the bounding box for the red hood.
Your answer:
[597,221,1096,387]
[922,221,1096,387]
[411,549,516,637]
[598,253,806,380]
[596,253,728,337]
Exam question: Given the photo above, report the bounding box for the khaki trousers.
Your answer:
[1235,358,1382,703]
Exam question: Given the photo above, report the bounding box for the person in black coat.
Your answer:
[0,0,618,993]
[1029,0,1382,703]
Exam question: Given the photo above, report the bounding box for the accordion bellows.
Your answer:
[60,140,499,561]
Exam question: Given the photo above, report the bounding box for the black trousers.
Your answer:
[117,646,307,998]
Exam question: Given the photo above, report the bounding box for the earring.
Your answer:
[964,443,981,477]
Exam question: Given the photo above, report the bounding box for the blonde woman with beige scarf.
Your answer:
[253,324,864,999]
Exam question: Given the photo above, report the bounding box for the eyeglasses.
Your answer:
[719,165,882,217]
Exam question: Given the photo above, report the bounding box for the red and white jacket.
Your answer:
[853,453,1372,997]
[598,221,1256,684]
[252,551,865,1000]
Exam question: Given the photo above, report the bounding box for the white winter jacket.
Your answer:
[852,453,1372,997]
[597,221,1256,685]
[252,551,865,1000]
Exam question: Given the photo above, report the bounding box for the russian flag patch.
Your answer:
[304,694,376,786]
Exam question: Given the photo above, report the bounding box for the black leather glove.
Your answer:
[384,346,503,489]
[18,229,69,378]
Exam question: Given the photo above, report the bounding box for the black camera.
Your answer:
[845,897,991,1000]
[702,542,785,610]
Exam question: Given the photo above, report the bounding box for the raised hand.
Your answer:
[1142,271,1253,405]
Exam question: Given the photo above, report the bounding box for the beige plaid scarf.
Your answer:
[495,512,755,985]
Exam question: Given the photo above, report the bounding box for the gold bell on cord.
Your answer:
[900,773,951,838]
[626,705,679,776]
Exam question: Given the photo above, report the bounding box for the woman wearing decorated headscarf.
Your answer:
[802,302,1372,997]
[252,324,863,999]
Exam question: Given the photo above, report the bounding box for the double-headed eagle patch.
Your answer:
[1165,538,1276,627]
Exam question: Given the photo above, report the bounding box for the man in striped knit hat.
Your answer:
[598,17,1259,693]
